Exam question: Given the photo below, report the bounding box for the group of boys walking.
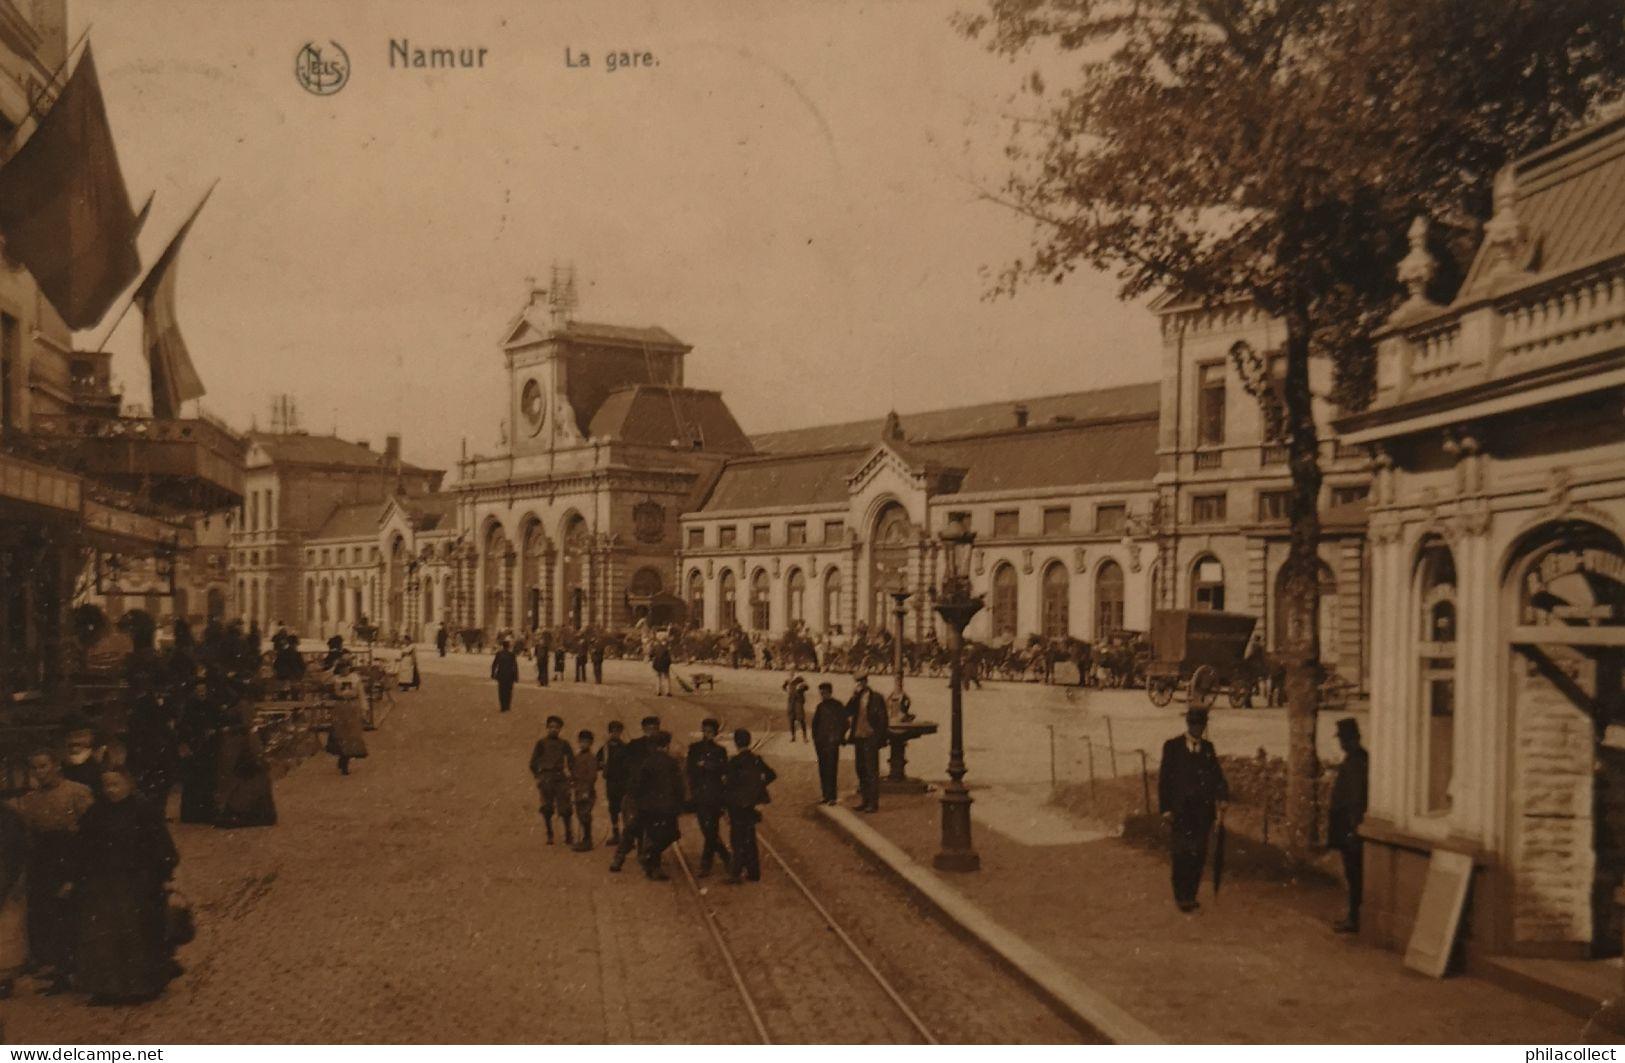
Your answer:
[528,714,775,883]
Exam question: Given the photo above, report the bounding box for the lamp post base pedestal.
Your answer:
[932,849,981,872]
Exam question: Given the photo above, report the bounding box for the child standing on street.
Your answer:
[570,729,599,852]
[528,715,575,845]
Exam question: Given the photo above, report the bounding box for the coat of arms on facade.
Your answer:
[633,500,665,544]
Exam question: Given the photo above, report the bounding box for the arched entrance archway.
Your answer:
[1505,521,1625,957]
[990,563,1018,640]
[560,514,589,629]
[1041,562,1069,639]
[718,569,739,630]
[388,535,407,635]
[481,523,509,632]
[1095,560,1125,637]
[519,519,544,631]
[870,502,912,626]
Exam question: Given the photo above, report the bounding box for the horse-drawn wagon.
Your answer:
[1143,610,1258,709]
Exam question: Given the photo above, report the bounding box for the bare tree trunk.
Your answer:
[1280,306,1323,862]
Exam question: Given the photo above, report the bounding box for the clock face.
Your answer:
[520,378,546,434]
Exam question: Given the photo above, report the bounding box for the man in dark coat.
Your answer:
[597,720,628,846]
[722,729,776,884]
[573,635,589,682]
[685,718,732,875]
[491,639,519,713]
[609,716,661,871]
[535,629,551,687]
[629,731,684,880]
[1158,707,1229,912]
[435,622,449,658]
[810,681,848,805]
[590,639,606,684]
[846,674,889,812]
[1328,717,1369,933]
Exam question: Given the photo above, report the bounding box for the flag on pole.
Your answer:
[0,44,141,329]
[135,186,214,419]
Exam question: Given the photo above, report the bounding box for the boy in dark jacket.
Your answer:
[528,715,575,845]
[722,729,776,884]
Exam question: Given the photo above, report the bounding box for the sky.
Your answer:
[74,0,1162,471]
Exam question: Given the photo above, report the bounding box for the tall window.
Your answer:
[750,569,771,631]
[337,578,347,621]
[0,313,17,432]
[991,563,1019,637]
[1192,556,1225,611]
[823,568,843,631]
[1041,563,1069,638]
[249,491,260,531]
[786,568,806,627]
[1197,362,1226,446]
[687,569,705,626]
[1417,542,1456,813]
[719,569,738,628]
[1095,560,1125,636]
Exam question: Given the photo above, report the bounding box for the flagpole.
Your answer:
[93,180,217,353]
[6,23,93,150]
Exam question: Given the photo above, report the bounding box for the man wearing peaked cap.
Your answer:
[1158,706,1228,912]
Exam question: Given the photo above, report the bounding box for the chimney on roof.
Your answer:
[1014,403,1030,428]
[385,434,401,466]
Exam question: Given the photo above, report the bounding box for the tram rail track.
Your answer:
[673,824,938,1045]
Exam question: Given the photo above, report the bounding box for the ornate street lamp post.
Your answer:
[934,514,982,872]
[889,573,913,722]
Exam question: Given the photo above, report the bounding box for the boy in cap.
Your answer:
[597,720,628,846]
[1157,706,1229,912]
[1328,717,1369,932]
[528,715,575,845]
[722,729,776,884]
[570,729,600,851]
[685,718,732,876]
[810,681,847,805]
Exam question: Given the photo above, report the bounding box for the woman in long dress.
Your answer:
[71,769,179,1004]
[0,802,27,999]
[396,643,420,691]
[214,700,277,828]
[327,657,370,775]
[175,681,224,824]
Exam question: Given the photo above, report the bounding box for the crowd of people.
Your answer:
[526,713,775,884]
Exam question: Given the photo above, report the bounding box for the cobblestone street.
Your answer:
[5,664,1084,1044]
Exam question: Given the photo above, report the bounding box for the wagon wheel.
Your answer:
[1188,665,1219,709]
[1147,675,1177,707]
[1227,676,1253,709]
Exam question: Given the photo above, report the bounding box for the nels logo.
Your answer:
[295,41,350,96]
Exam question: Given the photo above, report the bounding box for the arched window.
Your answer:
[249,580,260,628]
[991,563,1018,638]
[1041,563,1069,639]
[719,569,738,629]
[786,568,806,628]
[750,569,771,631]
[687,569,705,628]
[823,568,843,632]
[629,567,662,597]
[1192,555,1225,611]
[1095,560,1125,637]
[1417,540,1456,813]
[305,578,316,623]
[337,577,347,621]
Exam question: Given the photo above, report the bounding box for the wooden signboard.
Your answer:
[1404,849,1475,977]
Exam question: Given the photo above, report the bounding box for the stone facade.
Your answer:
[1339,115,1625,965]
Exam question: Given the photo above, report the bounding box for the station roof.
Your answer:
[314,500,383,540]
[749,382,1160,454]
[588,385,754,453]
[247,431,438,474]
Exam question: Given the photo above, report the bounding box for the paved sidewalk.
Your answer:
[815,789,1592,1044]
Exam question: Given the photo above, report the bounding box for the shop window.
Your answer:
[993,510,1020,538]
[1417,541,1457,814]
[1043,507,1071,536]
[1192,556,1225,611]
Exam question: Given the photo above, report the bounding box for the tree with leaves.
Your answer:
[959,0,1625,857]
